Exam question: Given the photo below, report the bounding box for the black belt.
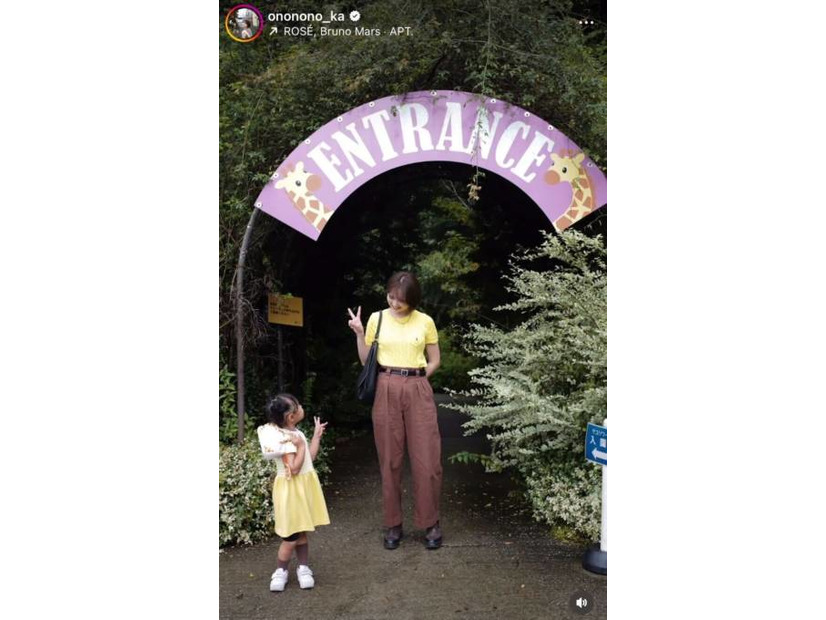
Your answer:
[378,366,426,377]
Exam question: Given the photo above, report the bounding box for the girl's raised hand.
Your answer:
[313,416,328,438]
[346,306,364,336]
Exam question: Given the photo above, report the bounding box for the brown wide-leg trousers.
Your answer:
[371,372,442,529]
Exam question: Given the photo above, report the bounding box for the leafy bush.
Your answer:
[219,437,275,547]
[449,230,606,541]
[524,460,602,542]
[219,423,335,547]
[429,327,479,393]
[219,365,256,445]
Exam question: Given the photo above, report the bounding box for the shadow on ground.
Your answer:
[220,395,606,619]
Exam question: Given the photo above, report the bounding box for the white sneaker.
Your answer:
[296,565,315,589]
[269,568,288,592]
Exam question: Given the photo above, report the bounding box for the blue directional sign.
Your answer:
[585,423,607,465]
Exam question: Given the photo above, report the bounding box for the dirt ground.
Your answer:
[220,397,607,619]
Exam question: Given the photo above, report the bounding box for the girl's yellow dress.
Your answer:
[257,424,330,538]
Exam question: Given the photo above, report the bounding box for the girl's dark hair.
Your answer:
[266,393,299,428]
[386,271,421,309]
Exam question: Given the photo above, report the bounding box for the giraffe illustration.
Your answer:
[273,161,334,233]
[543,150,595,231]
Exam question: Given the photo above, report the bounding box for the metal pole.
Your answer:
[277,325,285,392]
[601,455,607,553]
[583,417,607,574]
[234,207,261,443]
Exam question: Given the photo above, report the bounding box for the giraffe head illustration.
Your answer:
[543,150,595,232]
[273,161,332,233]
[544,150,586,186]
[274,161,323,197]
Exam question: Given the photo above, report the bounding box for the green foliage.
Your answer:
[219,436,276,547]
[303,338,369,427]
[447,450,497,469]
[219,365,256,445]
[449,230,606,540]
[417,195,483,322]
[429,327,479,393]
[525,459,602,542]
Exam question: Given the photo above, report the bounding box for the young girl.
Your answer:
[257,394,330,592]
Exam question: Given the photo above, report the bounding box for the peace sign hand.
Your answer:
[347,306,364,336]
[313,416,328,439]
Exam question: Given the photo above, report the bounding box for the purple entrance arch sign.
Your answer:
[254,90,607,241]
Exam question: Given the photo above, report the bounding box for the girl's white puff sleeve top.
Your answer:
[257,424,298,460]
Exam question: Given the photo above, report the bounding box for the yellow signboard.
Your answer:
[267,294,303,327]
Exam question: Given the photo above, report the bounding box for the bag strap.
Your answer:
[375,310,383,341]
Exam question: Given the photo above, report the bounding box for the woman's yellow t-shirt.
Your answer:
[364,309,438,368]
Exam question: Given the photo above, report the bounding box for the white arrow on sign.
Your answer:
[592,448,607,461]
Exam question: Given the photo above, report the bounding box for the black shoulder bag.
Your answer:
[356,310,383,403]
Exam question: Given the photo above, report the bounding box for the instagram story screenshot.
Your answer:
[219,2,607,618]
[8,3,826,619]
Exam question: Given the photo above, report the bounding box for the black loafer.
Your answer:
[425,523,442,550]
[383,525,403,550]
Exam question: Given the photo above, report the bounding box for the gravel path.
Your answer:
[220,398,607,619]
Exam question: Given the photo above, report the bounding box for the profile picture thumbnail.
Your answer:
[226,4,263,43]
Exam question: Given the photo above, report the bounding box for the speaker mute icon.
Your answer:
[569,590,595,615]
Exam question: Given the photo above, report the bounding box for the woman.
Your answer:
[347,271,443,550]
[237,18,253,39]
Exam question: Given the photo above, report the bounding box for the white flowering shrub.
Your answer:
[219,437,276,547]
[525,461,602,541]
[449,230,606,541]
